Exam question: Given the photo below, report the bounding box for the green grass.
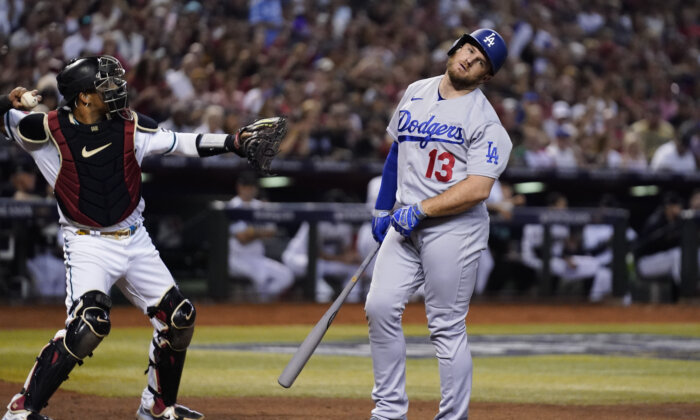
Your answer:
[1,324,699,404]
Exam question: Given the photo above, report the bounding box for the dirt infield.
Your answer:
[4,301,700,328]
[2,302,700,419]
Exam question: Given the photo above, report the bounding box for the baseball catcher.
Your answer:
[0,54,286,420]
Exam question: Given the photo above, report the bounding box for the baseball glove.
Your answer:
[234,117,287,174]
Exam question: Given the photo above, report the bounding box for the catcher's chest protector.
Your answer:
[48,110,141,227]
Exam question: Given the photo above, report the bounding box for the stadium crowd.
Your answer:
[0,0,697,167]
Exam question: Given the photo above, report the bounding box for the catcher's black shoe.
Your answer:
[2,394,54,420]
[1,412,53,420]
[135,402,203,420]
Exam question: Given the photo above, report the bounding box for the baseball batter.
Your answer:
[1,56,284,420]
[365,29,511,420]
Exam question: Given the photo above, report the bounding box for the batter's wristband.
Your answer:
[372,209,391,217]
[415,202,427,219]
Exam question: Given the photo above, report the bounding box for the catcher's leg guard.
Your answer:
[145,286,196,407]
[12,291,111,413]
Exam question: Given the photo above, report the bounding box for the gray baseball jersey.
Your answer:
[366,75,511,420]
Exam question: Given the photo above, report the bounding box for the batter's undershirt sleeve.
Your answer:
[375,142,398,211]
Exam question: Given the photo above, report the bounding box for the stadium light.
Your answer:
[629,185,659,197]
[260,176,293,188]
[513,182,545,194]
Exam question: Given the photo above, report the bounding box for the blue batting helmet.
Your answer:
[447,28,507,75]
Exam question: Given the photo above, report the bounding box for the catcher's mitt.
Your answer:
[234,117,287,174]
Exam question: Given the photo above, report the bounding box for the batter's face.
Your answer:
[446,42,492,90]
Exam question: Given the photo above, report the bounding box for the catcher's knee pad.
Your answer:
[148,286,196,351]
[64,290,112,359]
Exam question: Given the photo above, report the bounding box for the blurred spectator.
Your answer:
[282,220,361,303]
[607,131,648,171]
[543,100,572,141]
[545,125,580,169]
[278,99,319,158]
[91,2,123,35]
[690,189,700,211]
[520,101,555,168]
[635,191,685,287]
[521,192,613,302]
[26,223,65,300]
[249,0,284,47]
[111,18,145,67]
[630,103,675,159]
[282,190,361,303]
[194,104,225,134]
[650,120,698,173]
[160,102,195,132]
[62,15,104,60]
[10,165,41,201]
[8,163,64,300]
[582,194,637,270]
[227,171,294,302]
[165,53,197,101]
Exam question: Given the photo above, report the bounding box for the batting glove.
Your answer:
[371,210,392,243]
[391,203,427,238]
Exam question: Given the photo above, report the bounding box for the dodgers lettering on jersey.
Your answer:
[386,75,512,208]
[396,111,465,148]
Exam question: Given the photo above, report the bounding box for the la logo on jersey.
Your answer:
[486,141,499,164]
[483,33,496,48]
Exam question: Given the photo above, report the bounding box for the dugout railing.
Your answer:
[211,202,700,302]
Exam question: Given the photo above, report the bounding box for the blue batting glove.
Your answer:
[391,203,427,238]
[371,210,392,243]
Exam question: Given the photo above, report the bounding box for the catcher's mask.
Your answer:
[57,55,131,120]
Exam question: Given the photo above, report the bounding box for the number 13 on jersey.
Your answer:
[425,148,455,182]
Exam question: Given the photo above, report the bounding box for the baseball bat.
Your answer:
[278,242,381,388]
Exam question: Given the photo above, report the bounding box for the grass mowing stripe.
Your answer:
[1,325,699,403]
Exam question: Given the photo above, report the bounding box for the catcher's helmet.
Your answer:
[447,28,507,75]
[56,55,131,119]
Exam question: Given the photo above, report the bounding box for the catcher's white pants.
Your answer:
[62,225,177,313]
[62,225,182,409]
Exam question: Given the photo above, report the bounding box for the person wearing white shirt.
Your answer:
[650,121,698,173]
[227,172,294,302]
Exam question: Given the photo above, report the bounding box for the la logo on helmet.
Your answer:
[483,33,496,47]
